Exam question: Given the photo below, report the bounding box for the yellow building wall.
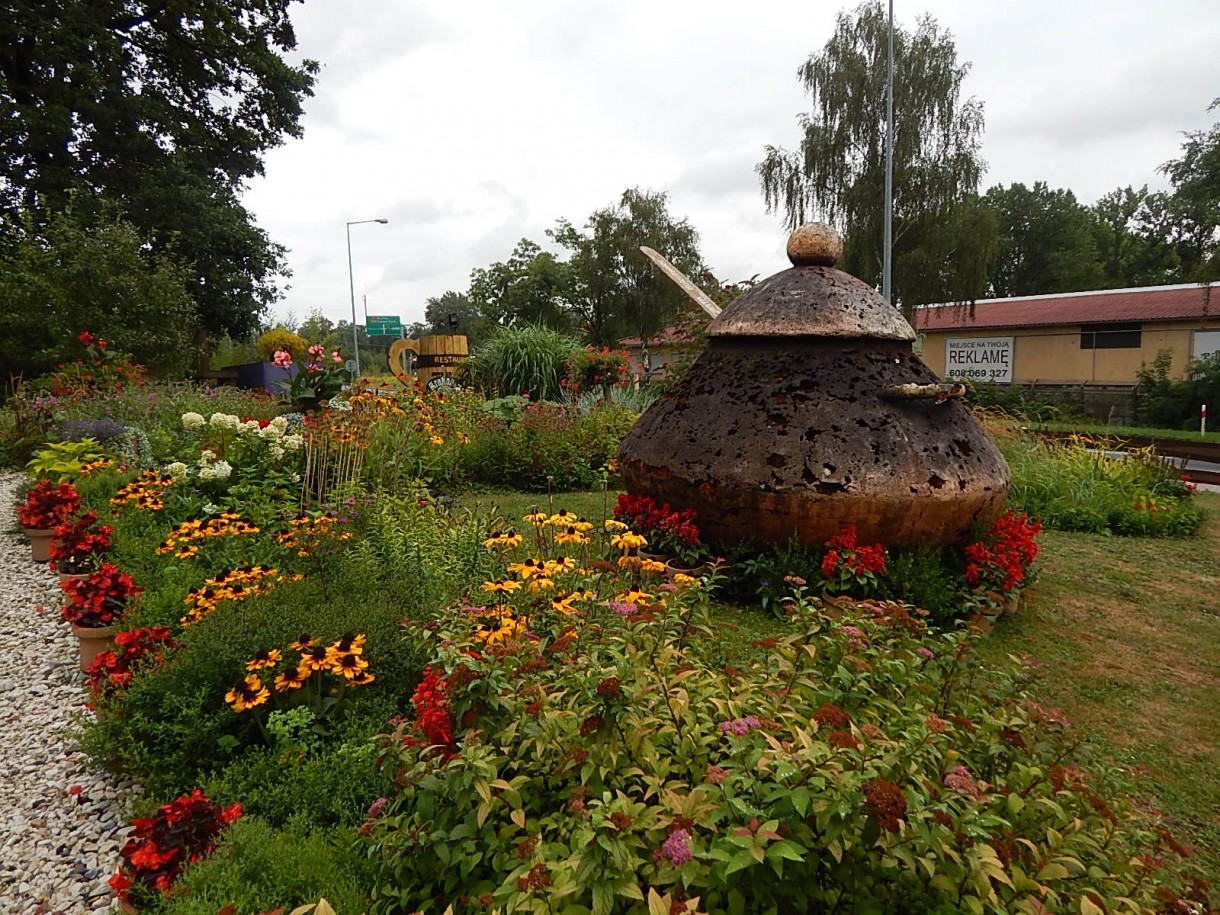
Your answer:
[918,322,1218,384]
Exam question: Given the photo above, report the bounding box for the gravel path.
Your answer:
[1,472,136,915]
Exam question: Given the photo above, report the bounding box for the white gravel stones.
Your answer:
[1,472,136,915]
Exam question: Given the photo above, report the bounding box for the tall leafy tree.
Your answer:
[0,0,318,340]
[468,239,575,332]
[757,1,992,309]
[423,291,492,346]
[551,188,705,346]
[1090,186,1181,289]
[982,182,1103,297]
[0,207,196,381]
[1161,99,1220,281]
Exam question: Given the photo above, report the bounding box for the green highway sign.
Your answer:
[365,315,402,336]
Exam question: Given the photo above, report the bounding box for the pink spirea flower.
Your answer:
[705,765,729,785]
[366,796,387,818]
[719,715,761,736]
[944,765,983,797]
[660,829,691,865]
[839,625,868,649]
[916,646,935,660]
[608,601,637,617]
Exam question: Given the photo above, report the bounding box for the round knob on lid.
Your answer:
[786,223,842,267]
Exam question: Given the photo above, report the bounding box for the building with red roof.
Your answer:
[915,283,1219,385]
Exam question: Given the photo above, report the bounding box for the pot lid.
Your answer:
[706,223,916,341]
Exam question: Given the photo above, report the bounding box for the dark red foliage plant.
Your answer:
[17,479,80,529]
[59,561,140,628]
[85,626,176,702]
[50,510,113,573]
[109,789,241,905]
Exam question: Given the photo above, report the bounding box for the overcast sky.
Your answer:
[242,0,1220,331]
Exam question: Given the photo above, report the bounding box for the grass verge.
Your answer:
[978,490,1220,875]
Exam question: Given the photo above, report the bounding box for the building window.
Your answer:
[1080,323,1142,349]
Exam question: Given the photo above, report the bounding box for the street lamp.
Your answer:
[346,217,389,379]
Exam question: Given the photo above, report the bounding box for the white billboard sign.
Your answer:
[945,336,1014,383]
[1193,330,1220,362]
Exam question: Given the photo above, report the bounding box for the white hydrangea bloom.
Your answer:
[240,419,263,433]
[199,460,233,481]
[166,461,189,477]
[258,423,284,441]
[208,412,240,429]
[282,434,305,452]
[198,449,217,463]
[269,444,286,460]
[269,416,289,433]
[182,412,205,430]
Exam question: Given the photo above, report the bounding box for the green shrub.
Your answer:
[1004,434,1203,537]
[1136,348,1220,430]
[460,402,634,492]
[201,738,393,831]
[82,570,432,795]
[255,327,308,359]
[367,584,1207,914]
[151,817,374,915]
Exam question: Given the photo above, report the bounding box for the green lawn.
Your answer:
[978,490,1220,875]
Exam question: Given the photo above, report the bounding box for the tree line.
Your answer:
[758,1,1219,312]
[2,0,1216,386]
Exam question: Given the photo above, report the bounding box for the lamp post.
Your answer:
[346,218,389,379]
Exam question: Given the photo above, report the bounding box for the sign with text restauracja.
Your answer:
[945,336,1014,383]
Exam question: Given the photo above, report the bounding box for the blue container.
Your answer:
[233,361,297,393]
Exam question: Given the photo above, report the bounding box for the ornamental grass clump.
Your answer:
[16,478,80,529]
[59,561,141,628]
[110,789,241,907]
[366,574,1207,914]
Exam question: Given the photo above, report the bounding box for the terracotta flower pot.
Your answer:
[24,527,55,563]
[665,558,707,578]
[70,623,118,674]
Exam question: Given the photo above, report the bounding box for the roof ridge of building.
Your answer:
[918,281,1217,310]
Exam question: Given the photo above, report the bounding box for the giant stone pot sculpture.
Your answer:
[617,224,1010,549]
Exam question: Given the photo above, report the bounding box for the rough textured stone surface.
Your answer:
[620,226,1009,549]
[706,267,916,341]
[0,472,137,914]
[619,340,1010,548]
[785,222,842,267]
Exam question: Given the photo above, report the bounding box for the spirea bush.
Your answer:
[366,582,1208,914]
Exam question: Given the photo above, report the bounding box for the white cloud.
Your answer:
[249,0,1220,328]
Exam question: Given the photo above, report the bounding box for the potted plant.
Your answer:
[613,493,708,571]
[273,344,347,412]
[16,479,80,562]
[60,561,140,672]
[109,789,241,910]
[49,510,113,578]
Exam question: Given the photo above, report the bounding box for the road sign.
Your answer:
[365,315,403,336]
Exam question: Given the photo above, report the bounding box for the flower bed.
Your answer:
[1,347,1213,912]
